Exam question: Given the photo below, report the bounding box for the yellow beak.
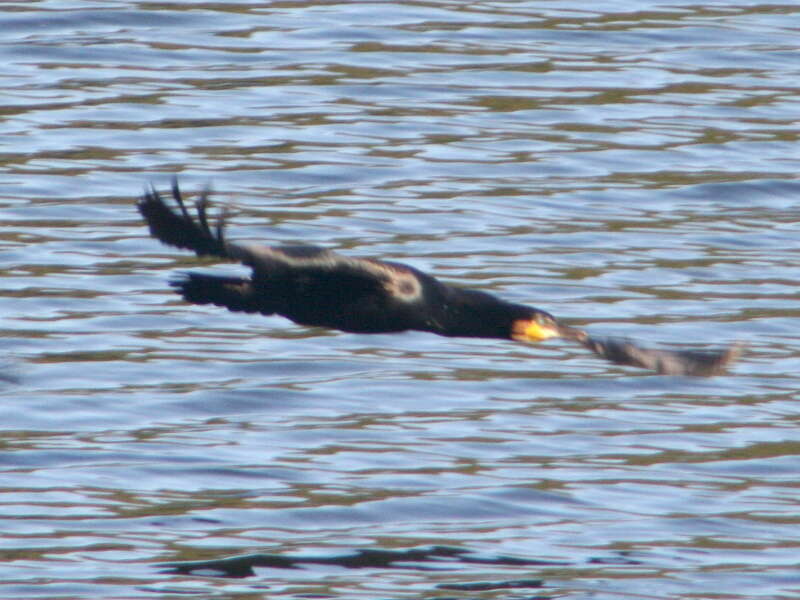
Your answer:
[511,318,562,342]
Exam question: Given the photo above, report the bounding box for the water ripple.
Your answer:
[0,1,799,599]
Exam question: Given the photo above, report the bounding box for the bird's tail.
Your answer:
[171,273,267,315]
[138,179,230,259]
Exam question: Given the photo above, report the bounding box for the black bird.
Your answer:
[137,181,740,376]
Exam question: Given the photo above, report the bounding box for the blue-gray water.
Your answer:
[1,1,799,598]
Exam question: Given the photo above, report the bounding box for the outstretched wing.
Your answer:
[137,179,231,259]
[170,273,264,315]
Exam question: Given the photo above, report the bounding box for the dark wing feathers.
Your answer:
[137,179,229,258]
[138,182,425,304]
[171,273,265,315]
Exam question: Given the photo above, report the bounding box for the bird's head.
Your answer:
[510,310,585,343]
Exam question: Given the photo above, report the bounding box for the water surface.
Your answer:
[1,1,799,599]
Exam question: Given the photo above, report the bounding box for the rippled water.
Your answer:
[1,1,800,598]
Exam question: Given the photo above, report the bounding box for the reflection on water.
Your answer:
[1,1,800,599]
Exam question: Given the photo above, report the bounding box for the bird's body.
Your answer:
[179,264,542,338]
[137,181,739,376]
[138,181,566,343]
